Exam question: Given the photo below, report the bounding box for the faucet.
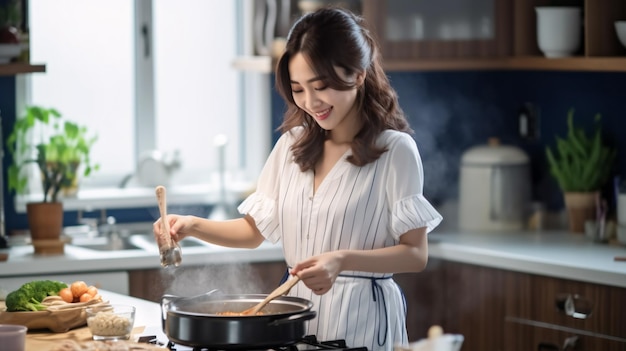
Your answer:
[76,209,114,237]
[97,216,118,237]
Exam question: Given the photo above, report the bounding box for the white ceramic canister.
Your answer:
[459,138,531,232]
[618,192,626,226]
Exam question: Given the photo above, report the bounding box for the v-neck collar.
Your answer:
[311,148,352,196]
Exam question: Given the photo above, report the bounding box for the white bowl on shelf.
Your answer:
[0,44,21,63]
[616,21,626,50]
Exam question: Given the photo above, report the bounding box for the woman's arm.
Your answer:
[338,227,428,273]
[291,227,428,294]
[154,214,266,249]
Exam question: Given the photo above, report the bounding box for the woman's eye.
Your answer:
[314,85,328,91]
[292,89,303,94]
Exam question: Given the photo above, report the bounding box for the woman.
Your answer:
[154,7,442,350]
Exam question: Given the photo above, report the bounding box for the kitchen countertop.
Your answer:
[429,230,626,288]
[0,239,284,277]
[1,230,625,289]
[24,289,166,351]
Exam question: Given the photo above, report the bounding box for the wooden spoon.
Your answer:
[155,185,182,267]
[241,276,301,315]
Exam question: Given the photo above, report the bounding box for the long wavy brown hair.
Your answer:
[275,7,412,172]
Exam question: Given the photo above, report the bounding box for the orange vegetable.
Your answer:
[79,293,93,303]
[70,281,88,298]
[86,285,98,297]
[59,288,74,303]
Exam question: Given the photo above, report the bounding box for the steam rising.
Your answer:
[160,263,270,297]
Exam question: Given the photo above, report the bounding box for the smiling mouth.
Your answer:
[314,108,332,120]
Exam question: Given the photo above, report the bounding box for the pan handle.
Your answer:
[268,311,317,326]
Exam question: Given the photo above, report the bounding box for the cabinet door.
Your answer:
[505,321,626,351]
[394,258,448,341]
[362,0,513,60]
[443,261,507,351]
[509,273,626,338]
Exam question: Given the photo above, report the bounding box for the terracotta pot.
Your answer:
[26,202,64,240]
[563,192,598,233]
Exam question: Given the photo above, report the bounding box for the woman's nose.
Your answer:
[307,93,321,109]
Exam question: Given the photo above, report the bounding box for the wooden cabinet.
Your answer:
[504,272,626,351]
[408,259,626,351]
[361,0,513,60]
[369,0,626,70]
[237,0,626,72]
[127,258,626,350]
[361,0,626,71]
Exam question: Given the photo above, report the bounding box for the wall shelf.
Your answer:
[384,56,626,72]
[233,55,626,73]
[0,63,46,76]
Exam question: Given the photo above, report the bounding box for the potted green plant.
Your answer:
[6,105,98,243]
[545,108,616,233]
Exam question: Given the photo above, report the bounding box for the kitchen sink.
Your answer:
[71,235,142,251]
[71,232,207,252]
[126,233,206,249]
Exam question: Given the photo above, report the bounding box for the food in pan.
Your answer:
[215,311,265,316]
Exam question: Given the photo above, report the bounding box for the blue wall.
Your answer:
[2,69,626,233]
[272,70,626,212]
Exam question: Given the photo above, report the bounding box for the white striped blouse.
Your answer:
[238,127,442,351]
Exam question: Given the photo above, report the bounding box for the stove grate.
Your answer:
[159,335,368,351]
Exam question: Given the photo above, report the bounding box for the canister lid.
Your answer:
[461,138,529,166]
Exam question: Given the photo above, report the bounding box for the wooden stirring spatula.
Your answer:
[241,276,301,315]
[155,185,182,268]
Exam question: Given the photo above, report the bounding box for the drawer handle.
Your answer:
[555,294,592,319]
[537,335,578,351]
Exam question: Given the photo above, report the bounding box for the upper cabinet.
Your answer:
[237,0,626,72]
[363,0,626,71]
[363,0,512,60]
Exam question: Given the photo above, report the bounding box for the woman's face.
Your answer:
[288,53,361,134]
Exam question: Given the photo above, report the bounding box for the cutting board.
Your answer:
[1,301,161,350]
[25,325,164,350]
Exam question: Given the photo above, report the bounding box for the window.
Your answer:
[16,0,271,212]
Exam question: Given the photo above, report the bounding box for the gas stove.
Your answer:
[139,334,368,351]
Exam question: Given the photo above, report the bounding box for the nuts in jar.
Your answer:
[85,304,135,341]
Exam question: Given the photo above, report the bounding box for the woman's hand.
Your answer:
[153,214,195,243]
[291,251,344,295]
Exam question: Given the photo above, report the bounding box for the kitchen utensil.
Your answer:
[618,192,626,226]
[0,324,26,351]
[241,276,300,315]
[395,325,464,351]
[615,21,626,49]
[161,292,316,349]
[459,138,530,232]
[155,186,182,268]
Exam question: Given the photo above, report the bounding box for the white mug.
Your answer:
[0,324,27,351]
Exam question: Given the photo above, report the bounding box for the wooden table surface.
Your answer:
[1,290,164,350]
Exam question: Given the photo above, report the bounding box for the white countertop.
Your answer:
[0,239,284,277]
[429,230,626,288]
[2,230,625,289]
